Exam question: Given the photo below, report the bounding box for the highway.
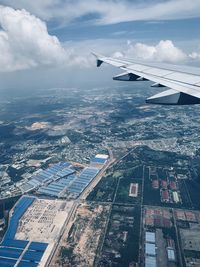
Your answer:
[172,208,184,267]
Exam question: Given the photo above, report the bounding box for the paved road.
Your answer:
[172,208,184,267]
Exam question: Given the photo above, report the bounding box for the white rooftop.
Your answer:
[145,243,156,256]
[95,154,109,159]
[145,231,156,243]
[167,249,175,261]
[145,256,157,267]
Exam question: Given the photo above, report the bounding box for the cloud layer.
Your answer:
[121,40,188,63]
[0,5,199,73]
[1,0,200,25]
[0,5,66,71]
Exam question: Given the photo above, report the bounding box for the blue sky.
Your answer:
[0,0,199,90]
[51,17,200,46]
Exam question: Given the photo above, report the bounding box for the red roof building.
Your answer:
[175,210,186,221]
[170,181,177,190]
[145,217,154,226]
[161,180,168,189]
[154,209,162,216]
[161,190,170,202]
[146,209,154,216]
[185,211,197,222]
[163,209,171,219]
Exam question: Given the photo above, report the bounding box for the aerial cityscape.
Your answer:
[1,84,200,267]
[0,1,200,267]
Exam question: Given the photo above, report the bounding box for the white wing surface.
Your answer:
[93,53,200,105]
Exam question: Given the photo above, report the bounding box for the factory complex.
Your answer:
[19,154,108,199]
[0,154,109,267]
[0,196,73,267]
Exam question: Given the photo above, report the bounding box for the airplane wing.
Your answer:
[93,53,200,105]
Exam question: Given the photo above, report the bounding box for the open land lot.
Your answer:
[55,202,110,267]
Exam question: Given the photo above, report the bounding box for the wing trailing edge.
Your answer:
[113,72,140,81]
[93,52,200,105]
[146,89,200,105]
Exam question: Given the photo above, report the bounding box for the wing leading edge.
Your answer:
[93,53,200,105]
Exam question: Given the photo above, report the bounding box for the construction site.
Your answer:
[16,198,74,244]
[0,196,74,267]
[53,202,110,267]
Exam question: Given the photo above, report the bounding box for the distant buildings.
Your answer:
[144,207,172,228]
[144,225,176,266]
[19,162,73,194]
[175,209,198,223]
[145,231,156,266]
[169,181,177,190]
[90,154,109,166]
[18,154,109,199]
[150,166,181,204]
[167,248,175,261]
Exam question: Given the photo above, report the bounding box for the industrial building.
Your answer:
[0,155,109,266]
[0,196,48,267]
[20,162,73,193]
[145,232,156,243]
[167,248,175,261]
[37,166,100,198]
[145,256,157,267]
[90,154,108,165]
[145,240,156,255]
[144,231,157,266]
[144,213,177,267]
[67,167,99,195]
[37,174,77,198]
[66,154,108,196]
[0,195,74,267]
[27,155,107,199]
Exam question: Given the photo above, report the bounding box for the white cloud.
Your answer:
[0,4,198,74]
[0,5,68,71]
[1,0,200,25]
[118,40,188,63]
[189,50,200,60]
